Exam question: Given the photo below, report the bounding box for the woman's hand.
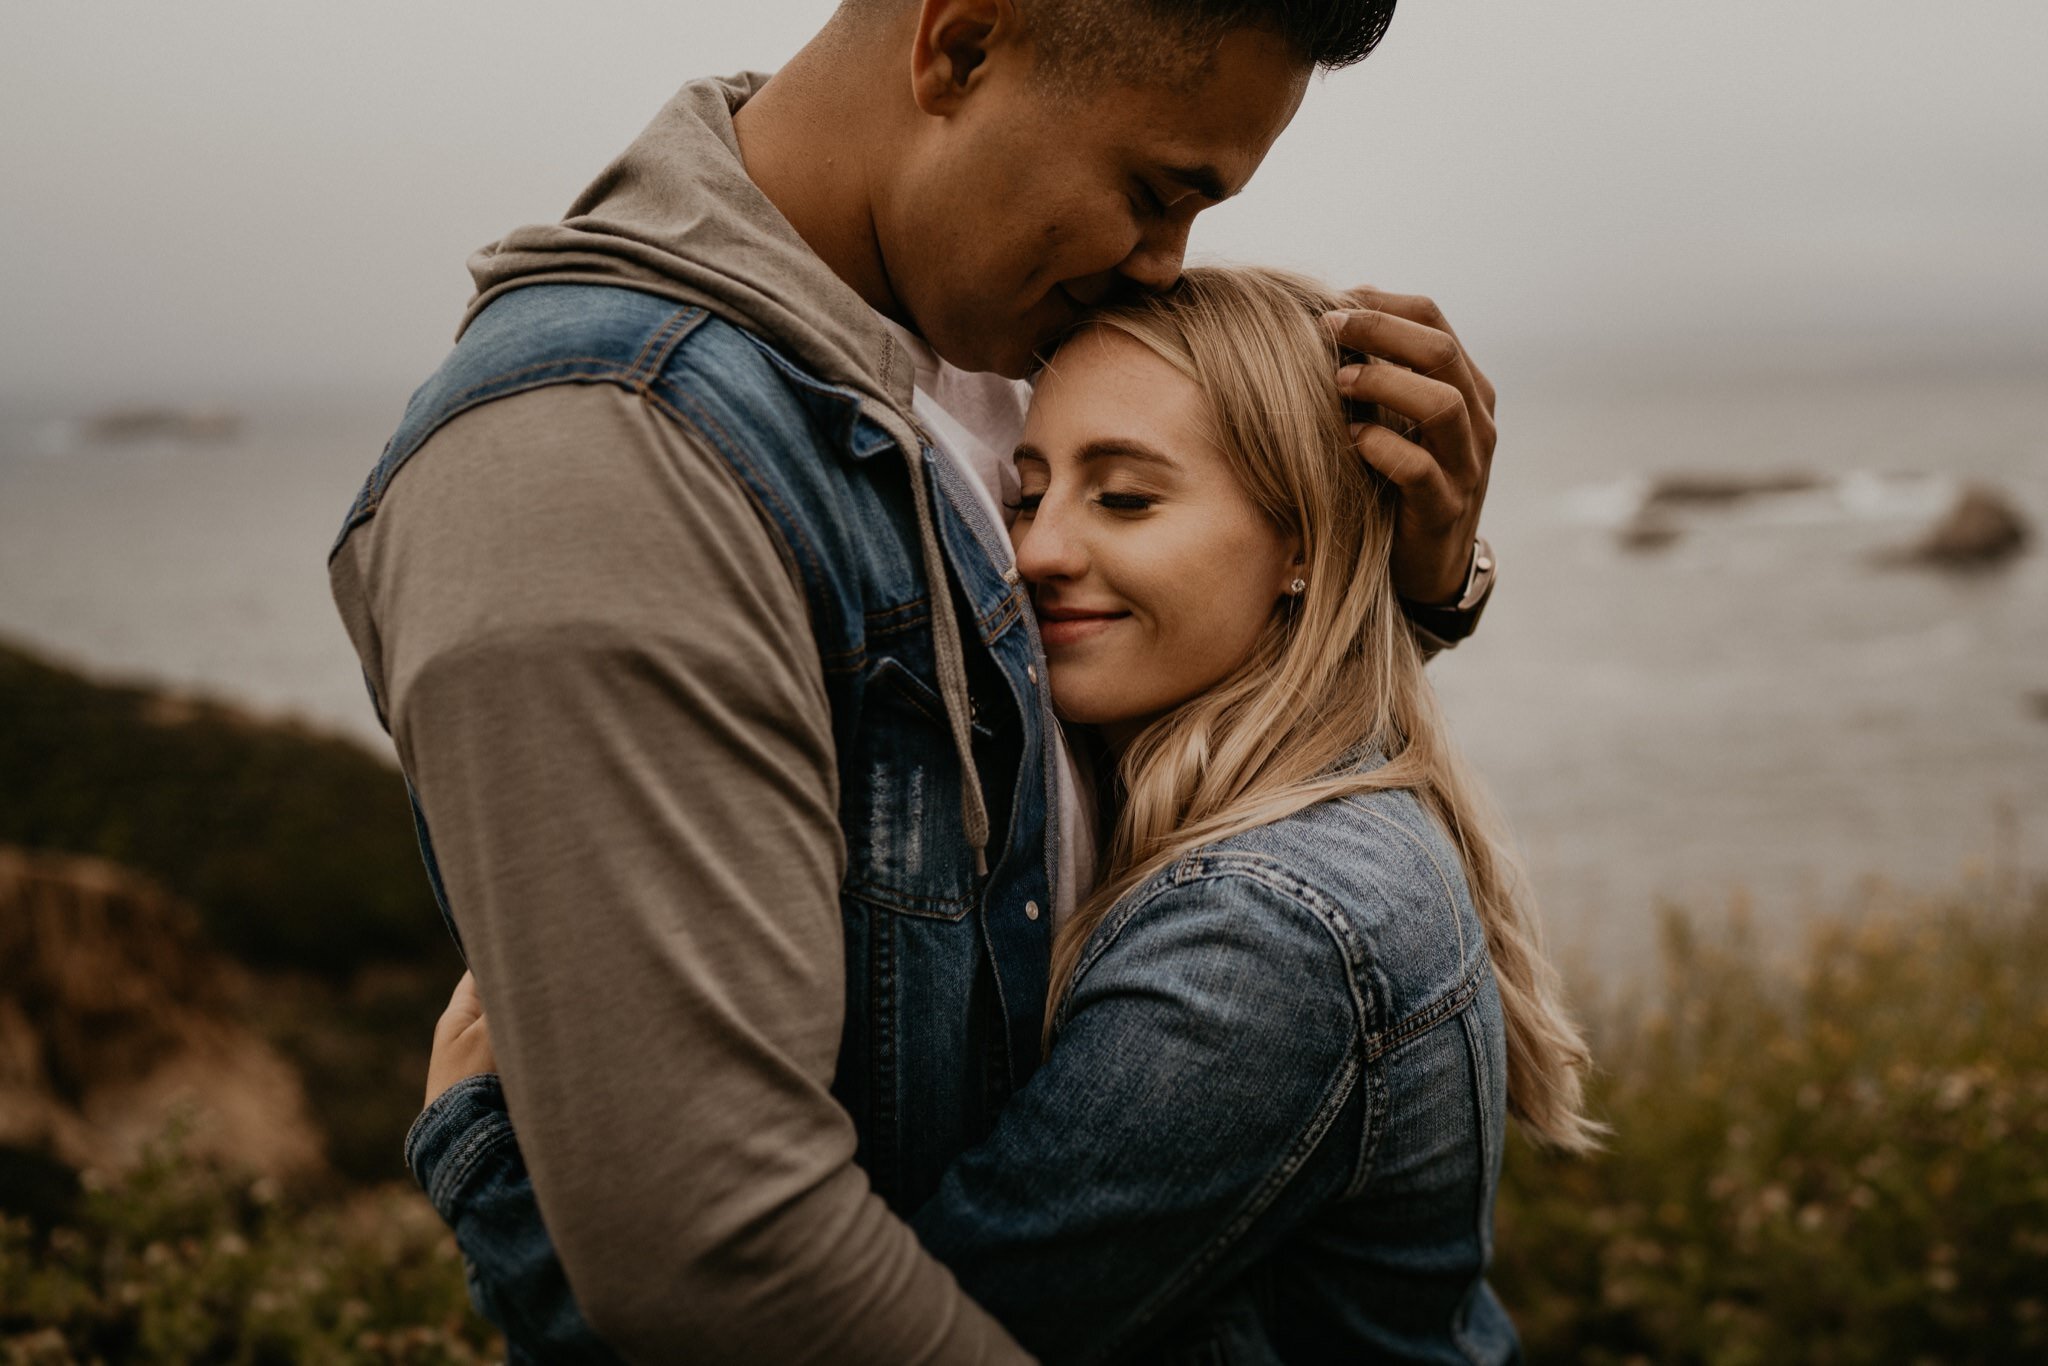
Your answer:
[1323,289,1498,607]
[426,970,500,1108]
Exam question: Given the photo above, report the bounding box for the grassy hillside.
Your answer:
[1495,885,2048,1362]
[0,639,451,977]
[0,640,460,1185]
[5,884,2042,1361]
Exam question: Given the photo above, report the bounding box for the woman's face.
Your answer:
[1011,327,1300,737]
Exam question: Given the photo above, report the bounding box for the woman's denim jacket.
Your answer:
[408,763,1520,1364]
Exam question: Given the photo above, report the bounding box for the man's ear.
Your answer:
[910,0,1019,115]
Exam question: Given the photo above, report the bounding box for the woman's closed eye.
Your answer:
[1005,490,1157,515]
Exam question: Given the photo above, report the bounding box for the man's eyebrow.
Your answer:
[1162,163,1233,202]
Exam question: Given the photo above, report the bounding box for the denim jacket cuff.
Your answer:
[404,1073,515,1221]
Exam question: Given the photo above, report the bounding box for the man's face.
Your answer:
[881,25,1310,378]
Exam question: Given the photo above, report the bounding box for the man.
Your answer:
[330,0,1497,1359]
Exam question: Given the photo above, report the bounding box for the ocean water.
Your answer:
[3,365,2043,973]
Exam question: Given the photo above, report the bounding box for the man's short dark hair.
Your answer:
[1026,0,1398,92]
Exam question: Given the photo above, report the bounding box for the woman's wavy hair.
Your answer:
[1044,266,1602,1151]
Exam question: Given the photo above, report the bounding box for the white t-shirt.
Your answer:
[877,316,1099,930]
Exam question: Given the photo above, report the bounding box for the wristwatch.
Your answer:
[1402,536,1495,652]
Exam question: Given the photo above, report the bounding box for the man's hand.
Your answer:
[1322,289,1497,606]
[427,970,499,1109]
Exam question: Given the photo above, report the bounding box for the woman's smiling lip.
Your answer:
[1035,602,1129,646]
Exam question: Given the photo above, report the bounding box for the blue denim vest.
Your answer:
[334,281,1060,1213]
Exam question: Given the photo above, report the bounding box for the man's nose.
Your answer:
[1118,221,1191,295]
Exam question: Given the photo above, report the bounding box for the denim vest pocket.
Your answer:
[840,655,991,921]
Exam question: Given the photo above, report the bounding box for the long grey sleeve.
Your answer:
[329,383,1029,1364]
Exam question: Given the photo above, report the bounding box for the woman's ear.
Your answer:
[1278,537,1306,596]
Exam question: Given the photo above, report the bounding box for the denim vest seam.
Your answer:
[332,361,630,555]
[864,597,931,637]
[866,909,901,1191]
[639,384,834,636]
[621,305,706,388]
[635,383,861,675]
[330,305,710,559]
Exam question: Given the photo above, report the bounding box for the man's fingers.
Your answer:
[1349,421,1461,527]
[1336,363,1482,487]
[1337,287,1455,340]
[1328,290,1497,416]
[1326,307,1462,379]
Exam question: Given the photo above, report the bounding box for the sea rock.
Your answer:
[0,847,326,1183]
[1643,470,1825,510]
[1882,482,2032,569]
[1617,508,1684,553]
[79,405,241,445]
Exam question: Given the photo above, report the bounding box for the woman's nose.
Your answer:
[1013,499,1087,585]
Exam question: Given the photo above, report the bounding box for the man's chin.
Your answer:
[918,310,1063,379]
[932,332,1039,380]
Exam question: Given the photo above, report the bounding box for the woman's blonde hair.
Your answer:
[1045,266,1602,1151]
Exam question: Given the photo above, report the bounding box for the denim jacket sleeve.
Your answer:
[403,1074,624,1363]
[910,860,1371,1365]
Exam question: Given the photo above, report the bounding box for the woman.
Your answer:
[415,267,1599,1363]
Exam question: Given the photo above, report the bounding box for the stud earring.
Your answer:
[1288,577,1306,595]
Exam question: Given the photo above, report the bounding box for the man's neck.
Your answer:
[731,37,908,328]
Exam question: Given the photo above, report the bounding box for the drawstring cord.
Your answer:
[882,412,992,878]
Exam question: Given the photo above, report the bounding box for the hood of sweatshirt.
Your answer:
[462,71,918,417]
[460,71,993,875]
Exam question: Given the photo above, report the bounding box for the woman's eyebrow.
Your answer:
[1011,438,1180,470]
[1075,437,1178,470]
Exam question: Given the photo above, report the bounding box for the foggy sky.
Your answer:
[2,0,2043,407]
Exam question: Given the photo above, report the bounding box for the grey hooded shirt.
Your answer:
[329,73,1030,1364]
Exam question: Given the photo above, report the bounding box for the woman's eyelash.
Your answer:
[1003,491,1154,513]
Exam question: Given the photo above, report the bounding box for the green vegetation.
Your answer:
[6,885,2041,1361]
[0,640,452,977]
[4,638,2042,1359]
[1496,885,2048,1364]
[1,1128,494,1365]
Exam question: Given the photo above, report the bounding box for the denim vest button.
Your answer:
[1024,900,1041,921]
[1026,664,1039,684]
